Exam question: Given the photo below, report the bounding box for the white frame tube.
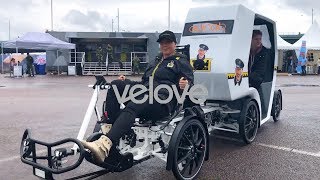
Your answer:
[72,86,99,151]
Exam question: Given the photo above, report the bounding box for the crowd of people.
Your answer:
[286,53,320,76]
[8,53,35,77]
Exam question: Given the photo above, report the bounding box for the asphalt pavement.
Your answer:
[0,74,319,180]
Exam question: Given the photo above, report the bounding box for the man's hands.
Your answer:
[179,77,189,89]
[118,75,126,81]
[118,75,188,89]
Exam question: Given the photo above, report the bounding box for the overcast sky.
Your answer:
[0,0,318,41]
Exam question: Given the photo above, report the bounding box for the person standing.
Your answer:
[9,58,16,77]
[26,53,34,77]
[132,55,140,75]
[287,56,293,75]
[317,57,320,75]
[300,52,307,76]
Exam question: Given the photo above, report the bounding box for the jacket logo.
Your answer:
[167,60,174,68]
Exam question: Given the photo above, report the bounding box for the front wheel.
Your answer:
[172,119,207,180]
[239,99,259,144]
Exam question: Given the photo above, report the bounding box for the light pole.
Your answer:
[8,19,11,40]
[51,0,53,31]
[112,19,114,32]
[117,8,120,32]
[168,0,171,30]
[312,8,314,24]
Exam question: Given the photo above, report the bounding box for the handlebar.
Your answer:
[88,83,111,90]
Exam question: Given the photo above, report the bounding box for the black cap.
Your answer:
[157,30,177,43]
[199,44,209,51]
[235,58,244,68]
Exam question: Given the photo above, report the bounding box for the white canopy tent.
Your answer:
[1,32,76,74]
[292,21,320,50]
[2,32,75,50]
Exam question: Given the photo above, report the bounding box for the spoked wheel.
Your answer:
[172,119,207,180]
[271,91,282,122]
[239,99,259,144]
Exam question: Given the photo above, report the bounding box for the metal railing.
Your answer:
[68,52,85,66]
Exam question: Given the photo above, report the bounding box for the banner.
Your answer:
[296,40,307,74]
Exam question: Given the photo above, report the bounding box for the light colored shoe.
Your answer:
[81,135,112,163]
[101,124,112,134]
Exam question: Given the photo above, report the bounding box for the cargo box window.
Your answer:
[182,20,234,36]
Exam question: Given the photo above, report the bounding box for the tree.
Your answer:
[96,46,104,66]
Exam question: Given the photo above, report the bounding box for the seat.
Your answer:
[136,103,183,126]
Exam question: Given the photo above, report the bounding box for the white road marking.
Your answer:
[0,155,21,163]
[256,143,320,157]
[0,149,48,163]
[214,135,320,158]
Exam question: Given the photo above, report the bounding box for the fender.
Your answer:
[166,106,209,171]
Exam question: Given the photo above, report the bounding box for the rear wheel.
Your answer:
[239,99,259,144]
[172,119,207,180]
[271,91,282,122]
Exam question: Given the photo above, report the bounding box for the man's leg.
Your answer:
[107,96,169,143]
[27,66,31,76]
[83,95,171,163]
[104,79,132,124]
[31,65,35,76]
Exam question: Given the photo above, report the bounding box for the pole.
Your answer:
[312,8,314,24]
[1,42,3,74]
[9,19,10,40]
[57,50,59,75]
[112,19,114,32]
[117,8,120,32]
[51,0,53,30]
[168,0,171,30]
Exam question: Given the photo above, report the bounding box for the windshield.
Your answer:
[182,20,234,36]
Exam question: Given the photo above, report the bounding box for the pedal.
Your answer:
[115,152,134,172]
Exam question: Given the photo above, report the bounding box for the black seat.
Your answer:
[137,104,183,126]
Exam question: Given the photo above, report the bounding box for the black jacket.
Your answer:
[194,55,205,70]
[249,46,270,89]
[126,53,193,110]
[141,52,194,90]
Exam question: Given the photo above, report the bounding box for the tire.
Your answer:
[20,129,32,158]
[172,119,207,180]
[271,90,282,122]
[239,99,259,144]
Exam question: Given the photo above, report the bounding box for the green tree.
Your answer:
[96,46,104,66]
[87,51,92,62]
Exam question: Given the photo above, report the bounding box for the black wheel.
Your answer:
[239,99,259,144]
[172,119,207,180]
[20,129,32,158]
[271,91,282,122]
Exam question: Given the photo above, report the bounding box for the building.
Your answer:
[47,31,181,75]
